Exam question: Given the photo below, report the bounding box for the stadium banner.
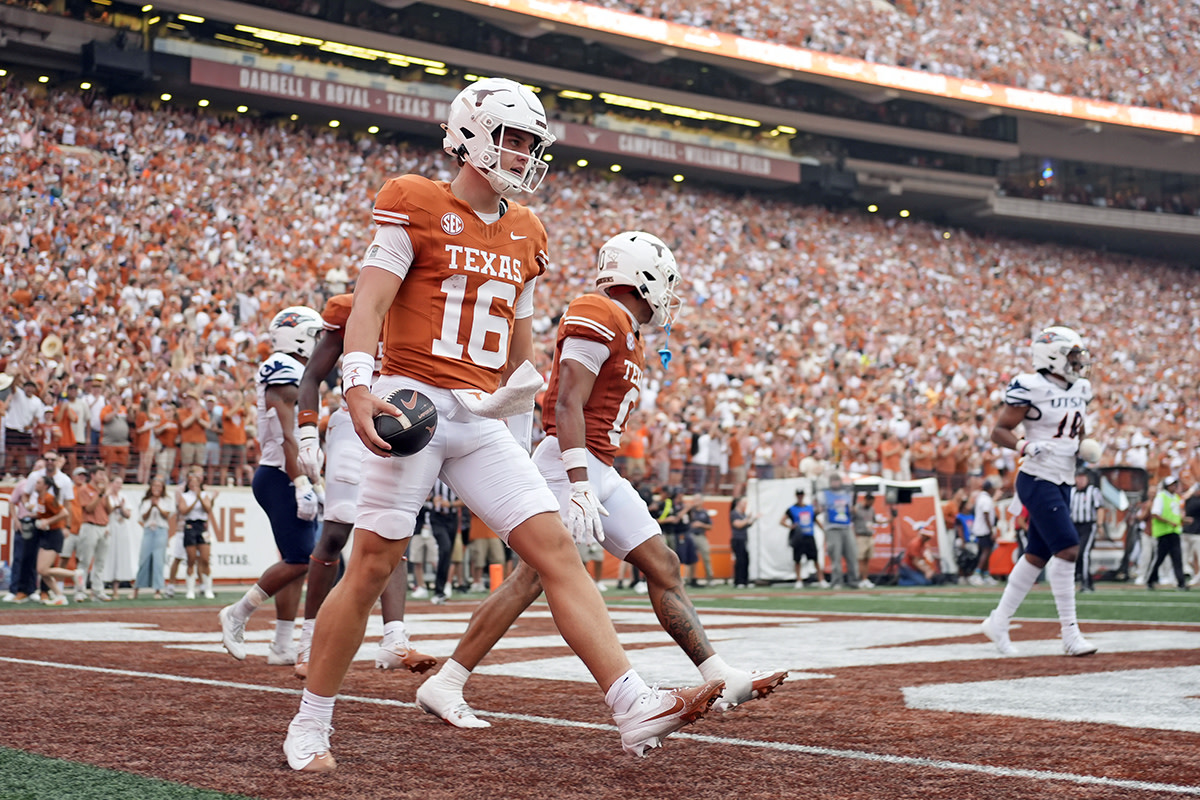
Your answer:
[188,59,801,181]
[454,0,1200,136]
[745,476,949,583]
[1,485,282,582]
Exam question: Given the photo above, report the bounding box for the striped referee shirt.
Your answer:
[1069,484,1103,524]
[430,479,458,516]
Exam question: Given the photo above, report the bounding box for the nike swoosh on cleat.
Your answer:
[510,232,527,240]
[645,696,686,721]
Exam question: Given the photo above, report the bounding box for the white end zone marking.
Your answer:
[904,666,1200,734]
[0,655,1196,796]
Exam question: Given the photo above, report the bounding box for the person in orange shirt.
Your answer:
[132,395,155,484]
[74,466,113,602]
[154,401,180,484]
[879,431,904,480]
[177,394,209,476]
[31,474,78,605]
[52,394,79,471]
[909,427,936,480]
[218,390,249,487]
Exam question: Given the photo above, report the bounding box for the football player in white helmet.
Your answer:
[268,306,324,360]
[981,325,1099,658]
[286,76,720,773]
[442,77,556,197]
[415,231,785,731]
[219,305,323,667]
[595,231,682,328]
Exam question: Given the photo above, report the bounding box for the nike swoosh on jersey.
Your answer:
[510,232,527,240]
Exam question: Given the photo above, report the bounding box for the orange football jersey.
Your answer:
[543,293,644,466]
[370,176,549,393]
[321,293,353,332]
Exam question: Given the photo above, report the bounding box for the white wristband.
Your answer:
[1015,439,1027,456]
[293,475,312,491]
[561,447,589,472]
[341,351,375,394]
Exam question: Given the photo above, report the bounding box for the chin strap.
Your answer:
[657,323,673,370]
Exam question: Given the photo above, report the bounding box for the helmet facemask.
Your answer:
[1032,326,1091,383]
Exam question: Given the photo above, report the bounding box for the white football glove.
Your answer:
[294,475,319,522]
[298,425,323,482]
[1016,439,1048,461]
[567,481,609,544]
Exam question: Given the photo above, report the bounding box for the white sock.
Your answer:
[1046,556,1079,633]
[298,688,335,724]
[382,620,407,645]
[698,654,731,683]
[202,574,213,592]
[301,618,315,639]
[604,668,650,716]
[436,658,472,692]
[274,619,296,650]
[232,584,269,621]
[994,556,1041,624]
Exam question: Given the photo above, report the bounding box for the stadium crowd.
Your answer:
[1,83,1198,502]
[7,0,1199,115]
[586,0,1199,115]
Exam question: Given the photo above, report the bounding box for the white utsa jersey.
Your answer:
[256,351,305,468]
[1004,371,1093,484]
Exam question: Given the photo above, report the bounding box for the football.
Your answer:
[1077,438,1103,464]
[373,389,438,457]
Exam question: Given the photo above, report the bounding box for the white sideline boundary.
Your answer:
[1,655,1197,796]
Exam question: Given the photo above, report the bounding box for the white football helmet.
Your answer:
[442,78,555,197]
[268,306,324,359]
[595,231,682,328]
[1032,326,1091,382]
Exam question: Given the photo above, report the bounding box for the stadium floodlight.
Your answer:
[368,126,379,134]
[576,159,589,168]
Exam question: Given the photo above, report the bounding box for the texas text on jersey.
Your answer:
[365,175,549,393]
[542,293,644,466]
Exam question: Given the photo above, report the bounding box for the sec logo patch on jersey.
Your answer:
[441,213,464,235]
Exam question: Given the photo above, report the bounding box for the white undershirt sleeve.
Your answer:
[560,337,608,376]
[361,224,414,280]
[515,276,536,319]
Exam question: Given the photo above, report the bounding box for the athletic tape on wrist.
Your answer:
[341,351,375,393]
[561,447,589,472]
